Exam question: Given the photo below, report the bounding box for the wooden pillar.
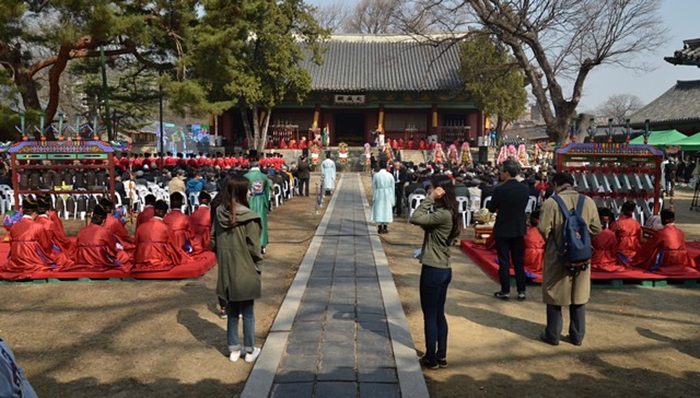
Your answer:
[378,104,385,132]
[431,104,439,139]
[313,104,320,128]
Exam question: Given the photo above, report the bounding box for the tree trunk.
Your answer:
[495,117,504,144]
[259,109,272,154]
[251,104,261,152]
[14,71,43,140]
[239,105,254,151]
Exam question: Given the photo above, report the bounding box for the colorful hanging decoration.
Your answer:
[496,145,508,165]
[310,143,321,165]
[447,144,459,165]
[508,144,517,160]
[517,144,530,167]
[338,142,349,164]
[460,142,472,166]
[433,143,445,164]
[382,142,394,164]
[363,143,372,166]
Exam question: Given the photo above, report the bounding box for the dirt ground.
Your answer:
[0,175,328,398]
[2,174,699,398]
[362,175,700,397]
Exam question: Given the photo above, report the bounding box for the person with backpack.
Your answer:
[537,172,601,346]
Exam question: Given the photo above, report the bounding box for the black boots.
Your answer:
[377,224,388,234]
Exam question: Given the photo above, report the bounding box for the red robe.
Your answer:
[614,215,641,261]
[103,215,135,253]
[68,223,132,272]
[630,224,696,276]
[2,217,54,280]
[136,206,155,231]
[591,229,626,272]
[48,210,66,240]
[163,209,200,255]
[133,217,184,272]
[189,205,212,251]
[35,215,74,269]
[523,226,545,273]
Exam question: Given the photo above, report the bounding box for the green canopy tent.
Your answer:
[629,129,688,146]
[672,132,700,151]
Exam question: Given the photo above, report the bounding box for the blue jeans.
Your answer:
[420,265,452,362]
[226,299,255,353]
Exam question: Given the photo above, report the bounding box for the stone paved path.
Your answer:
[242,173,429,398]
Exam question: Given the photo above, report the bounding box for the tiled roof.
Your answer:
[664,38,700,66]
[302,35,463,92]
[628,80,700,125]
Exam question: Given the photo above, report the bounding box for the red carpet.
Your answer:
[0,243,217,282]
[460,239,700,283]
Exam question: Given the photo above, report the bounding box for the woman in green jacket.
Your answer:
[212,175,264,363]
[409,174,460,369]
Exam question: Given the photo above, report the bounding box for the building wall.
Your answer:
[219,92,484,146]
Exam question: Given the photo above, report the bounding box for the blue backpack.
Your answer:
[552,194,591,272]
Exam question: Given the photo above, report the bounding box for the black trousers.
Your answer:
[299,178,309,196]
[394,185,403,216]
[545,304,586,344]
[495,237,526,294]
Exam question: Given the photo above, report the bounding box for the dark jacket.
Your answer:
[488,179,530,238]
[212,204,263,302]
[297,160,310,179]
[409,197,453,269]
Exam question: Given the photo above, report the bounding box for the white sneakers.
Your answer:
[245,347,261,363]
[229,349,242,362]
[229,347,261,363]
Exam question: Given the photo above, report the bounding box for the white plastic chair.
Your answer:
[456,196,470,228]
[407,193,426,220]
[525,195,537,214]
[0,185,12,214]
[174,190,188,212]
[273,184,283,208]
[188,191,200,214]
[482,196,492,209]
[282,180,290,200]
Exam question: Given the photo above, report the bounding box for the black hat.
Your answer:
[99,197,114,209]
[93,204,109,217]
[660,209,675,222]
[22,197,38,212]
[154,200,169,212]
[170,192,184,204]
[144,194,156,205]
[37,194,51,211]
[199,191,211,203]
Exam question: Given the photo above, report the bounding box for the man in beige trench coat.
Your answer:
[537,172,601,346]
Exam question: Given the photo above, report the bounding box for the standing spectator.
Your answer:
[537,172,601,346]
[488,159,530,300]
[212,175,264,363]
[244,161,270,253]
[297,154,311,196]
[392,161,407,216]
[664,157,677,196]
[371,162,395,234]
[409,175,460,369]
[0,336,38,398]
[321,152,336,196]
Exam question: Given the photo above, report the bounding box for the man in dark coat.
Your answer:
[488,159,530,300]
[297,155,311,196]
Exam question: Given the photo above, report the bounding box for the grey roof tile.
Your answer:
[628,80,700,125]
[302,36,463,92]
[664,38,700,66]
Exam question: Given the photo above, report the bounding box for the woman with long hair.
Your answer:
[211,174,264,363]
[409,174,460,369]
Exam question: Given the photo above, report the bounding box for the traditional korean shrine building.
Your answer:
[630,38,700,134]
[216,34,484,147]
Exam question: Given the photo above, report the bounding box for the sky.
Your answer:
[306,0,700,112]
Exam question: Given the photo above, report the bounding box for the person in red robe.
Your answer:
[591,208,626,272]
[630,210,697,276]
[136,194,156,231]
[99,197,135,253]
[189,191,212,251]
[1,198,55,280]
[523,211,545,274]
[133,200,184,272]
[66,204,132,272]
[279,139,288,149]
[298,136,308,149]
[163,192,200,255]
[35,195,74,269]
[614,200,641,263]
